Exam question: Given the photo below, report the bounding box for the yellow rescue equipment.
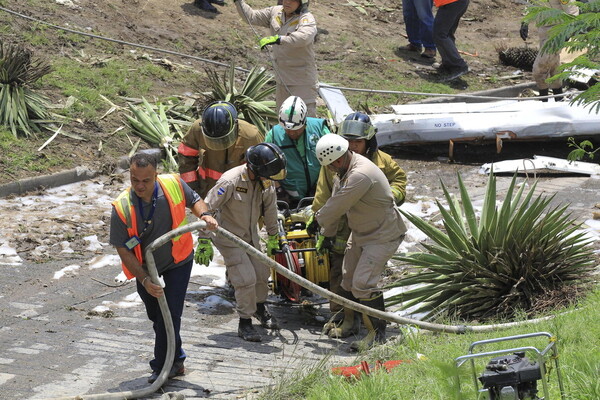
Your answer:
[269,199,329,302]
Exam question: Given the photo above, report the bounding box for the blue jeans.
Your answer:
[137,260,192,372]
[402,0,435,50]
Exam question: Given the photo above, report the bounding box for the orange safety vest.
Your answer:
[112,174,193,279]
[434,0,460,6]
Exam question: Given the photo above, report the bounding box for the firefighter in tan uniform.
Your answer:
[310,112,407,338]
[177,101,262,198]
[313,135,407,351]
[195,143,287,342]
[521,0,579,100]
[234,0,319,117]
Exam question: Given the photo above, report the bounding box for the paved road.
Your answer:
[1,168,598,400]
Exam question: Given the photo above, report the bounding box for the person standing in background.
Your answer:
[399,0,437,59]
[234,0,319,117]
[520,0,579,101]
[432,0,470,81]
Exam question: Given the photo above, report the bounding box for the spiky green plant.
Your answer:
[386,172,596,321]
[204,64,277,137]
[125,97,191,172]
[0,41,52,138]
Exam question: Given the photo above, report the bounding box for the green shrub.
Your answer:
[386,172,596,321]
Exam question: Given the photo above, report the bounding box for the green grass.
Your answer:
[255,288,600,399]
[0,129,70,176]
[39,56,198,120]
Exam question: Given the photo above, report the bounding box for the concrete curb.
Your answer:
[0,148,162,198]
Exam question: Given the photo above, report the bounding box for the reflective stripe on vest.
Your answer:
[112,174,193,279]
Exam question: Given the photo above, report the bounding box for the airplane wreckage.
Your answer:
[319,79,600,160]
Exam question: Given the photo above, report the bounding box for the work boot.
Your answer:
[147,360,185,383]
[553,87,564,102]
[327,307,361,338]
[254,302,279,330]
[194,0,217,12]
[238,318,261,342]
[322,289,358,336]
[421,48,436,59]
[398,43,422,53]
[539,88,549,102]
[350,293,387,352]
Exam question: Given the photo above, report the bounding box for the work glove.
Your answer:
[306,215,320,236]
[316,235,333,255]
[195,238,214,266]
[391,187,405,206]
[266,234,280,257]
[259,35,280,50]
[519,22,529,41]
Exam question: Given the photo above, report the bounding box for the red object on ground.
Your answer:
[331,359,412,379]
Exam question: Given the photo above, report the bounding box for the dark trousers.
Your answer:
[433,0,469,69]
[137,260,192,372]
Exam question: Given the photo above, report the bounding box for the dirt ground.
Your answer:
[0,0,538,186]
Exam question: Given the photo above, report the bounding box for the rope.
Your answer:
[0,5,249,73]
[0,5,581,105]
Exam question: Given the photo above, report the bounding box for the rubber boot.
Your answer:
[254,302,279,330]
[322,290,358,336]
[238,318,261,342]
[553,87,564,102]
[350,293,387,352]
[539,88,549,102]
[327,307,361,338]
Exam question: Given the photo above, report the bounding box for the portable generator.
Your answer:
[454,332,566,400]
[478,352,542,400]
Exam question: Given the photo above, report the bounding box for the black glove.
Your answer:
[520,22,529,41]
[306,215,320,236]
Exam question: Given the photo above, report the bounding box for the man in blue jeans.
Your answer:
[110,152,218,384]
[399,0,436,59]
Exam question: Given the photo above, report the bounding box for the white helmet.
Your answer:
[316,134,349,166]
[279,96,307,130]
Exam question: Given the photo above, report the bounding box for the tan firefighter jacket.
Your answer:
[235,0,318,88]
[315,152,407,247]
[177,119,261,198]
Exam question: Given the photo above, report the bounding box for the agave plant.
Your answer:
[386,172,596,321]
[126,97,192,172]
[204,63,277,138]
[0,41,52,138]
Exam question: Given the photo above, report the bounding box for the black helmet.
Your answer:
[339,112,376,140]
[201,101,238,151]
[246,143,287,181]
